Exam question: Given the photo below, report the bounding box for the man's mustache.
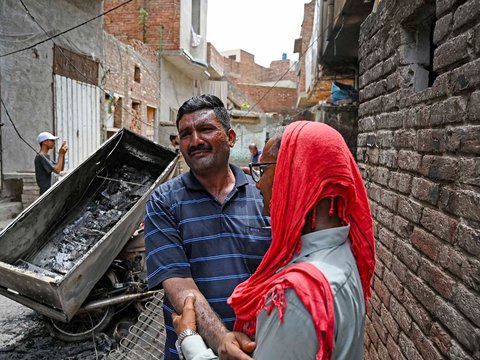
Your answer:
[188,144,212,156]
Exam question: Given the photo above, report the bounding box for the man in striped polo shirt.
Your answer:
[144,95,271,360]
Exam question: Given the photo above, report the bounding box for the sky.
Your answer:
[206,0,308,68]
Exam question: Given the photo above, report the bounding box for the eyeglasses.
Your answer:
[248,162,276,183]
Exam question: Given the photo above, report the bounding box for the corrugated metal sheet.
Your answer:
[205,80,228,105]
[54,75,101,170]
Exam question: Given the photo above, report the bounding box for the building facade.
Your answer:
[0,0,104,204]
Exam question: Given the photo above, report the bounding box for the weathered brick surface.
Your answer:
[360,0,480,357]
[420,206,458,243]
[409,323,443,359]
[103,33,159,139]
[455,222,480,255]
[433,32,470,71]
[390,296,412,333]
[104,0,180,51]
[236,84,296,115]
[453,0,480,30]
[419,155,459,181]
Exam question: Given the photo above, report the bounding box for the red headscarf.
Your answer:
[228,121,375,359]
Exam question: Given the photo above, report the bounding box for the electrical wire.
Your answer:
[4,0,355,151]
[0,97,39,155]
[0,96,64,170]
[0,0,134,58]
[17,0,157,131]
[244,1,355,119]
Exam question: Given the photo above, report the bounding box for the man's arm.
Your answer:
[164,278,255,359]
[164,277,228,352]
[172,293,218,360]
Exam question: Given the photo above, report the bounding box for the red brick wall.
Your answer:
[104,0,180,51]
[237,84,296,115]
[269,60,296,82]
[224,51,272,84]
[219,47,298,117]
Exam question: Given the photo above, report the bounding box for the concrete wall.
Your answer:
[230,116,267,167]
[358,0,480,359]
[0,0,103,177]
[159,60,207,123]
[179,0,208,60]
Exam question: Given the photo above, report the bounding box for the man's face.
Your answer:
[249,146,257,155]
[43,139,55,150]
[256,138,277,216]
[178,109,236,176]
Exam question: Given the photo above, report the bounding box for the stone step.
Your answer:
[0,202,22,222]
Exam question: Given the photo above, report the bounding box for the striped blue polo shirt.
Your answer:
[144,165,271,360]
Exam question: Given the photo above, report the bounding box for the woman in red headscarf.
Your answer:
[173,121,375,360]
[227,121,375,359]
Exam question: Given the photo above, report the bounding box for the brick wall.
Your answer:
[221,49,297,116]
[104,33,160,139]
[237,84,296,115]
[104,0,180,51]
[358,0,480,359]
[269,60,297,82]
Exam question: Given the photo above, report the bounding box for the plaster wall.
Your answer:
[179,0,207,61]
[230,118,267,167]
[159,60,208,123]
[0,0,103,175]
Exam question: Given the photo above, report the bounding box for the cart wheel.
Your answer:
[44,273,116,342]
[44,305,115,342]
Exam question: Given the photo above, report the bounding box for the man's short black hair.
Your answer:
[176,94,231,132]
[169,134,178,142]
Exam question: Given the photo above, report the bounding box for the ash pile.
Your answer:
[18,164,157,277]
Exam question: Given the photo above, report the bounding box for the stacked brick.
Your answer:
[104,0,180,51]
[236,83,296,115]
[357,0,480,359]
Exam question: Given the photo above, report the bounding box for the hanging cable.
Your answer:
[0,0,133,58]
[0,97,39,155]
[18,0,157,131]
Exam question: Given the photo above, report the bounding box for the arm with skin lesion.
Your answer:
[164,277,228,351]
[164,278,255,360]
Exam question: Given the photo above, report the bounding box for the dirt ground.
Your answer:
[0,295,136,360]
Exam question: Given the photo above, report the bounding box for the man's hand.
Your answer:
[218,331,256,360]
[172,293,197,334]
[59,141,68,154]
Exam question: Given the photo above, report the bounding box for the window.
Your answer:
[146,106,156,140]
[134,65,141,83]
[169,108,177,123]
[114,97,123,128]
[131,101,142,132]
[402,3,437,91]
[191,0,201,34]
